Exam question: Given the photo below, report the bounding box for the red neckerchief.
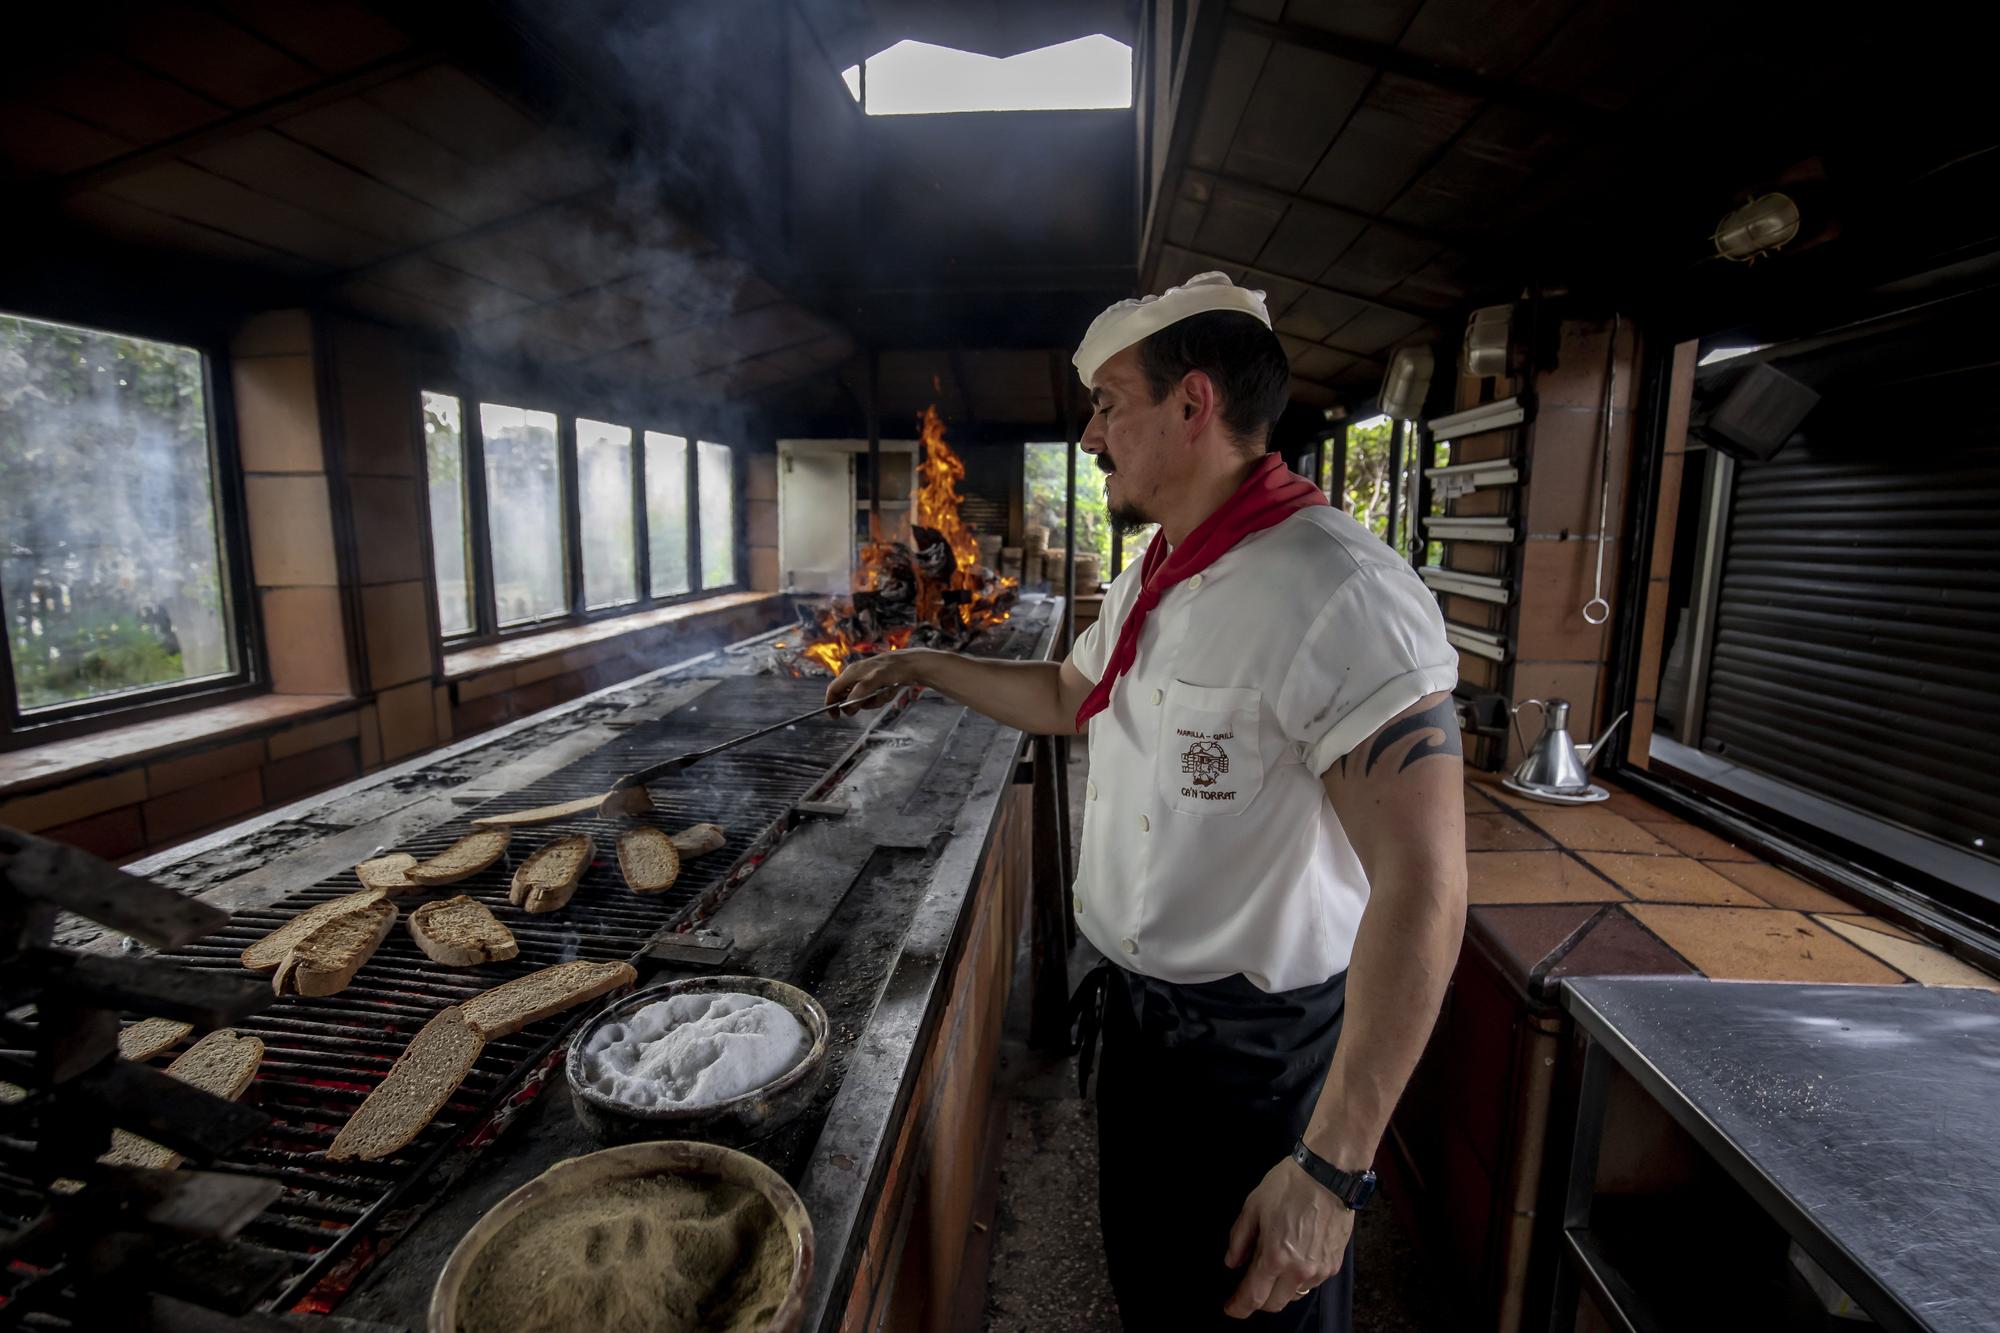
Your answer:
[1075,452,1329,730]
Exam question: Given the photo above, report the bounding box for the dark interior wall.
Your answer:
[787,8,867,272]
[857,110,1136,274]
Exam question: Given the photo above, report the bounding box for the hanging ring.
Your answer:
[1581,597,1611,625]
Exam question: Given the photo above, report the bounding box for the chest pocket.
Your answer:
[1157,681,1264,817]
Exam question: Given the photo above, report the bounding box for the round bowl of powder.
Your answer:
[566,975,829,1147]
[431,1139,813,1333]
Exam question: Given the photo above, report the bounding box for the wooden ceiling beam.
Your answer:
[1182,168,1468,253]
[46,51,439,199]
[1225,14,1612,130]
[1171,246,1442,324]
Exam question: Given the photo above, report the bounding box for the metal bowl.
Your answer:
[565,974,829,1148]
[429,1139,813,1333]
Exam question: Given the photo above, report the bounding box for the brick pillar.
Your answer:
[1507,317,1641,765]
[745,451,780,591]
[231,311,353,698]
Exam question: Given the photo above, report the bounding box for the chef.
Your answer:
[826,272,1468,1330]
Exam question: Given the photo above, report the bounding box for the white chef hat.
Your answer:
[1072,271,1272,384]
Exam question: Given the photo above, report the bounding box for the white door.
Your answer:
[778,444,856,593]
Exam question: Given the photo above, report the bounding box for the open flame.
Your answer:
[784,406,1015,676]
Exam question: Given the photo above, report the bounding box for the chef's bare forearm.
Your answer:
[1304,692,1469,1169]
[1300,845,1466,1167]
[826,648,1091,736]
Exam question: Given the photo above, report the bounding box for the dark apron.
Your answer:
[1073,960,1354,1332]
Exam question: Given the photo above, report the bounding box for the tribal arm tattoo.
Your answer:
[1337,697,1463,777]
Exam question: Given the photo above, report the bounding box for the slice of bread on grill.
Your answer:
[616,826,681,894]
[101,1030,264,1171]
[118,1017,192,1062]
[508,834,594,914]
[670,822,727,858]
[409,896,519,966]
[272,897,398,997]
[460,959,637,1041]
[241,888,388,971]
[407,829,513,886]
[355,852,420,893]
[326,1007,483,1164]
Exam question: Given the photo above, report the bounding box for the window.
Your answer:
[645,431,690,597]
[577,418,637,610]
[840,35,1132,115]
[479,403,566,627]
[423,391,473,637]
[696,440,736,589]
[420,394,739,644]
[2,311,244,726]
[1024,442,1111,573]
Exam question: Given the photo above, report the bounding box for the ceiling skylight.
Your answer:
[841,35,1132,116]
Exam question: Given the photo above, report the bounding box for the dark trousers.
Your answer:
[1079,962,1354,1332]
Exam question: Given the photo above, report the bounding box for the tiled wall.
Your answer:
[2,310,790,861]
[1621,341,1697,769]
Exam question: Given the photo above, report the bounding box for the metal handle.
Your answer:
[1581,314,1620,626]
[1509,698,1546,758]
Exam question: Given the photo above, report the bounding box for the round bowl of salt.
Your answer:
[565,975,829,1148]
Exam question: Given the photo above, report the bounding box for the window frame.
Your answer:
[417,378,746,652]
[1,313,262,749]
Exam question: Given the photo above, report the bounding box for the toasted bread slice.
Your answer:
[407,829,513,886]
[615,826,681,894]
[409,896,519,966]
[102,1030,264,1171]
[118,1017,192,1062]
[508,834,594,914]
[272,898,398,997]
[670,822,727,858]
[241,888,388,971]
[460,960,637,1041]
[470,783,653,828]
[356,852,420,893]
[326,1007,482,1164]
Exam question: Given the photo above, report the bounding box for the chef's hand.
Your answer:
[825,649,928,714]
[1222,1157,1353,1318]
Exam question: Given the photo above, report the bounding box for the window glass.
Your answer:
[644,431,689,596]
[479,403,566,626]
[577,418,637,610]
[696,441,736,589]
[1024,442,1111,575]
[1,312,235,712]
[840,36,1133,114]
[422,391,473,636]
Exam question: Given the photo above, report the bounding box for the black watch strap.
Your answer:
[1290,1139,1376,1211]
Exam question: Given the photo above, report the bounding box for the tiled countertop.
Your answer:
[1462,771,2000,999]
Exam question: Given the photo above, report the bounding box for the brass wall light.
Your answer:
[1714,192,1801,262]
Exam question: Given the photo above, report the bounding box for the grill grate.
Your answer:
[1,678,882,1319]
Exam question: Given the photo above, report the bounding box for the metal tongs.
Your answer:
[606,686,898,791]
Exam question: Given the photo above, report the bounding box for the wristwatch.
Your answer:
[1291,1139,1376,1211]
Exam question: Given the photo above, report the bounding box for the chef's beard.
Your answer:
[1109,497,1151,529]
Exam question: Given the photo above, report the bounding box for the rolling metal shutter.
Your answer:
[1700,438,2000,860]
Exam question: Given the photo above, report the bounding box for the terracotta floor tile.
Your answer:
[1463,781,1507,812]
[1519,807,1672,854]
[1577,853,1765,905]
[1641,820,1758,861]
[1548,907,1695,986]
[1471,903,1603,981]
[1467,852,1624,905]
[1817,918,2000,991]
[1600,788,1668,822]
[1814,913,1917,943]
[1465,813,1557,853]
[1703,862,1853,914]
[1467,771,1531,809]
[1625,905,1906,984]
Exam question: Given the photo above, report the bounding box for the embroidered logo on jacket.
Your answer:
[1180,739,1229,788]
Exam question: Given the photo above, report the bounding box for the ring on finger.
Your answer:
[1294,1285,1312,1297]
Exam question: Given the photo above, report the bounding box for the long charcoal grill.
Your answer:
[103,676,894,1313]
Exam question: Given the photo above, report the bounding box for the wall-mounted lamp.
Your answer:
[1379,345,1435,421]
[1463,303,1515,376]
[1714,193,1801,263]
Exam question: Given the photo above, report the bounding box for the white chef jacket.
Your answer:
[1067,506,1457,993]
